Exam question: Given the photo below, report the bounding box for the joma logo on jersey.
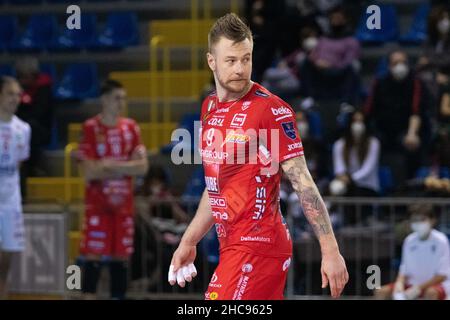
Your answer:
[288,142,303,151]
[230,114,247,128]
[205,176,219,193]
[209,196,227,208]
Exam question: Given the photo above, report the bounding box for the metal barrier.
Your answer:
[127,196,450,299]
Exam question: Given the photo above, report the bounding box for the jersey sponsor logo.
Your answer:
[210,292,219,300]
[281,122,297,140]
[242,263,253,273]
[240,236,272,243]
[209,196,227,208]
[230,113,247,128]
[224,132,250,144]
[88,231,106,239]
[258,144,272,166]
[89,216,100,226]
[241,101,251,111]
[212,211,228,221]
[215,223,226,238]
[233,275,250,300]
[216,107,230,113]
[288,142,303,151]
[271,106,292,116]
[205,176,219,193]
[207,117,224,127]
[200,149,229,162]
[254,89,269,97]
[211,273,218,283]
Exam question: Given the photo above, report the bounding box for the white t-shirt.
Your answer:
[0,115,31,210]
[399,229,450,296]
[332,137,380,192]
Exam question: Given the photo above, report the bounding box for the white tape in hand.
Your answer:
[168,265,177,285]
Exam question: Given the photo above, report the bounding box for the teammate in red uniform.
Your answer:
[78,80,148,299]
[168,14,348,300]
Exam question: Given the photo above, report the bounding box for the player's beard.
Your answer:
[216,73,250,96]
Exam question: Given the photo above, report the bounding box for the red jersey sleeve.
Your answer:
[77,121,97,161]
[259,101,304,164]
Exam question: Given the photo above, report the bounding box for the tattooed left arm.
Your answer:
[281,155,349,298]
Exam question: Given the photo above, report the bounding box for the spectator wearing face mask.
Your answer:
[364,50,431,185]
[374,204,450,300]
[417,5,450,112]
[262,24,321,100]
[330,110,380,197]
[299,5,361,105]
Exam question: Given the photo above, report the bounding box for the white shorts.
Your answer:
[0,207,25,252]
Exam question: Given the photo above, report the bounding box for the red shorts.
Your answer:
[80,205,134,258]
[387,282,447,300]
[204,249,291,300]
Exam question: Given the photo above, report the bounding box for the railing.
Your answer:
[126,196,450,299]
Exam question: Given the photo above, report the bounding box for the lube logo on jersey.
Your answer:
[271,106,292,116]
[209,196,227,208]
[230,113,247,128]
[207,117,224,127]
[205,176,219,193]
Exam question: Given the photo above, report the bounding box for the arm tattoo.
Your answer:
[282,157,332,237]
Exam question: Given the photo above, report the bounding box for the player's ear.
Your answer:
[207,52,216,72]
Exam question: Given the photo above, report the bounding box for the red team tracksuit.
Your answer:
[201,83,304,300]
[78,116,144,258]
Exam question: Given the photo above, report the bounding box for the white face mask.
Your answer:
[410,221,432,239]
[438,18,450,35]
[297,121,309,139]
[391,63,409,80]
[302,37,318,52]
[351,122,365,139]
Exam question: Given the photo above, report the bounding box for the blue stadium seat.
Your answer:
[55,63,99,100]
[11,14,58,51]
[95,12,139,49]
[0,15,18,51]
[400,3,430,44]
[378,166,394,196]
[40,63,56,82]
[0,64,15,77]
[416,166,450,179]
[52,13,97,50]
[375,56,389,79]
[355,4,399,43]
[306,111,323,141]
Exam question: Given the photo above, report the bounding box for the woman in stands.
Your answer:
[330,110,380,197]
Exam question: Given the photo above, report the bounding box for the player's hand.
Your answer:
[404,285,421,300]
[393,280,405,293]
[321,251,349,299]
[168,243,197,288]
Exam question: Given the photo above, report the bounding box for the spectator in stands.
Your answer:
[417,5,450,112]
[299,5,361,105]
[365,50,430,186]
[423,85,450,195]
[262,24,321,99]
[15,56,53,178]
[330,110,380,197]
[375,204,450,300]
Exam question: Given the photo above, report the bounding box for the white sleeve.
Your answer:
[399,239,408,276]
[351,138,380,183]
[18,124,31,162]
[332,139,346,176]
[436,237,450,278]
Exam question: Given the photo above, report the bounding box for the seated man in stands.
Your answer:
[375,204,450,300]
[364,49,430,186]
